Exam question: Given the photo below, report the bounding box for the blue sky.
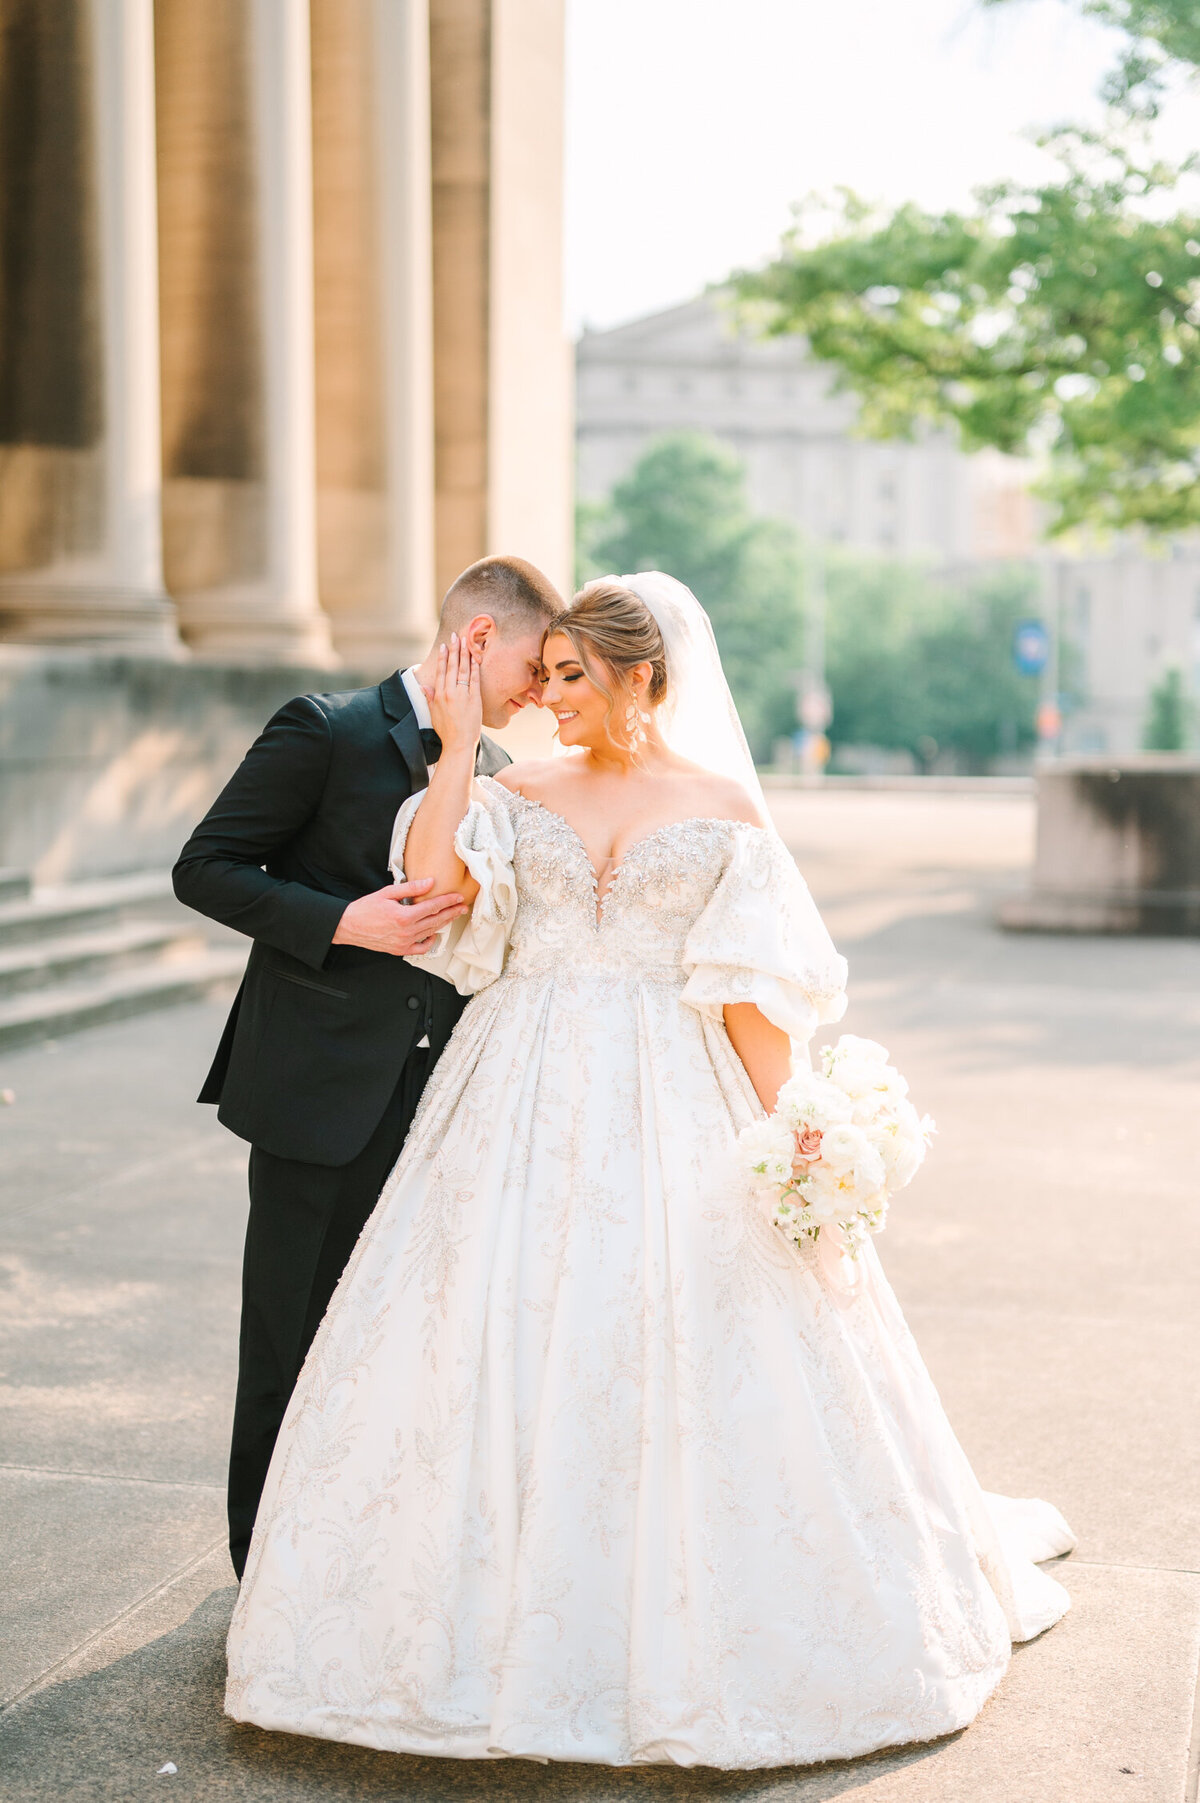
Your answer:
[565,0,1200,331]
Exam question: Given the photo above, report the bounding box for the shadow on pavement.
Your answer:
[1,1588,953,1802]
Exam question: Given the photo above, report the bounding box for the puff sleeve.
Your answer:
[681,823,848,1045]
[388,776,518,995]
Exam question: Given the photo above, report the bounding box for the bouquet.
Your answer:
[739,1036,934,1258]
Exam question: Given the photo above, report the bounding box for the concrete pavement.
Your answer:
[2,788,1199,1801]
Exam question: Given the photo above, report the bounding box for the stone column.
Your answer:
[157,0,333,664]
[429,0,491,601]
[373,0,438,664]
[309,0,436,670]
[0,0,178,648]
[428,0,572,603]
[486,0,572,597]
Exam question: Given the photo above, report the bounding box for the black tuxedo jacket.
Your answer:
[172,672,510,1167]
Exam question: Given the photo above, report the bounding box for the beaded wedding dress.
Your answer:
[225,775,1074,1769]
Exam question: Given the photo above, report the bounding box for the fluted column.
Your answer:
[249,0,332,660]
[0,0,178,648]
[309,0,436,669]
[373,0,437,664]
[158,0,333,663]
[428,0,571,602]
[487,0,571,595]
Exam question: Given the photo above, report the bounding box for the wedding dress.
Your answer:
[225,776,1074,1768]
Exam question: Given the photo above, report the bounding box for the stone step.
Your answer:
[0,945,247,1051]
[0,920,213,999]
[0,871,177,947]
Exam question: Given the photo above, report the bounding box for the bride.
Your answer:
[225,574,1073,1769]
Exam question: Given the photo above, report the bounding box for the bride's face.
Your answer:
[540,633,608,748]
[541,632,650,752]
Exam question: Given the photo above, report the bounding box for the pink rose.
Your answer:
[792,1126,824,1171]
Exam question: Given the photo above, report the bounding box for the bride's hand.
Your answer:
[424,632,483,758]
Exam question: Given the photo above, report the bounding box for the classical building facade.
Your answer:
[577,293,1200,756]
[576,294,1036,562]
[0,0,571,880]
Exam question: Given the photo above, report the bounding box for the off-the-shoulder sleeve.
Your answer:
[388,776,518,995]
[681,823,848,1045]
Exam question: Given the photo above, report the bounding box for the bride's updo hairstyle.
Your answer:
[543,580,669,746]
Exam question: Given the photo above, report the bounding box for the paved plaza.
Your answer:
[2,788,1199,1801]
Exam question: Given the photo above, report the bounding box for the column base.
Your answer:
[0,580,184,653]
[176,583,339,666]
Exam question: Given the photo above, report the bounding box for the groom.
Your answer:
[173,554,562,1577]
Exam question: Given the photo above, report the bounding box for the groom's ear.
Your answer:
[461,613,495,659]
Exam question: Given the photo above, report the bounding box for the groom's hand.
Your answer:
[332,877,467,957]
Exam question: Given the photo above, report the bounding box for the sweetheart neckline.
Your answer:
[499,788,764,920]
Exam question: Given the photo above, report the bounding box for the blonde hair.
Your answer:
[542,582,669,746]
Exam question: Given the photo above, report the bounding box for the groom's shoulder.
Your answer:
[292,677,390,736]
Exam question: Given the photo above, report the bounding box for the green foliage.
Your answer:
[583,433,807,759]
[574,497,610,590]
[735,136,1200,536]
[985,0,1200,114]
[824,557,1042,771]
[1142,663,1191,748]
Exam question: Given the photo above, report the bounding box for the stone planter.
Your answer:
[1000,755,1200,934]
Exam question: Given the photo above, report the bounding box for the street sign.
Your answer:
[1013,619,1050,677]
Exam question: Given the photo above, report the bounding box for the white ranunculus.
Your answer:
[828,1056,908,1102]
[816,1123,887,1195]
[827,1034,891,1066]
[774,1070,853,1132]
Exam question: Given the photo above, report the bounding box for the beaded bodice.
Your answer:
[501,789,738,982]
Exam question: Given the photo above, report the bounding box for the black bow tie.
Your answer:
[419,727,442,765]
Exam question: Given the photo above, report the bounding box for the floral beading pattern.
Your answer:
[226,780,1073,1768]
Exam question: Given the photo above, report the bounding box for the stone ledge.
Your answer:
[1000,887,1200,935]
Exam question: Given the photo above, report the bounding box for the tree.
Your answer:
[1142,663,1190,748]
[735,139,1200,536]
[985,0,1200,115]
[823,558,1042,771]
[584,433,807,760]
[734,0,1200,538]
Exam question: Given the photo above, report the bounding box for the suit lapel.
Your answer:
[476,733,511,777]
[380,671,428,792]
[379,669,512,786]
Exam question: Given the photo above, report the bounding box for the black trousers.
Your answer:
[227,1047,431,1578]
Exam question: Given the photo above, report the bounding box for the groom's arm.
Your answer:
[172,697,348,970]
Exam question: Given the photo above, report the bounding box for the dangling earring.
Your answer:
[625,700,647,750]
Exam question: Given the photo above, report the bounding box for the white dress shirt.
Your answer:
[400,666,436,764]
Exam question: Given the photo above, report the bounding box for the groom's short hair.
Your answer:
[438,555,562,640]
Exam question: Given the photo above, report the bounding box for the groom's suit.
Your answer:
[173,671,509,1575]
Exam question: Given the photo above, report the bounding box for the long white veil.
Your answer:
[615,571,770,821]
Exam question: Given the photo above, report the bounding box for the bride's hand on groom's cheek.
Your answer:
[424,633,483,756]
[332,876,467,956]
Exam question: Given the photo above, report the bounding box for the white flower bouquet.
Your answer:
[740,1036,935,1258]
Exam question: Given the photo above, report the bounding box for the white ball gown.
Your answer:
[225,777,1074,1769]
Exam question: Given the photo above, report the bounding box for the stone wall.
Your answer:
[0,647,371,884]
